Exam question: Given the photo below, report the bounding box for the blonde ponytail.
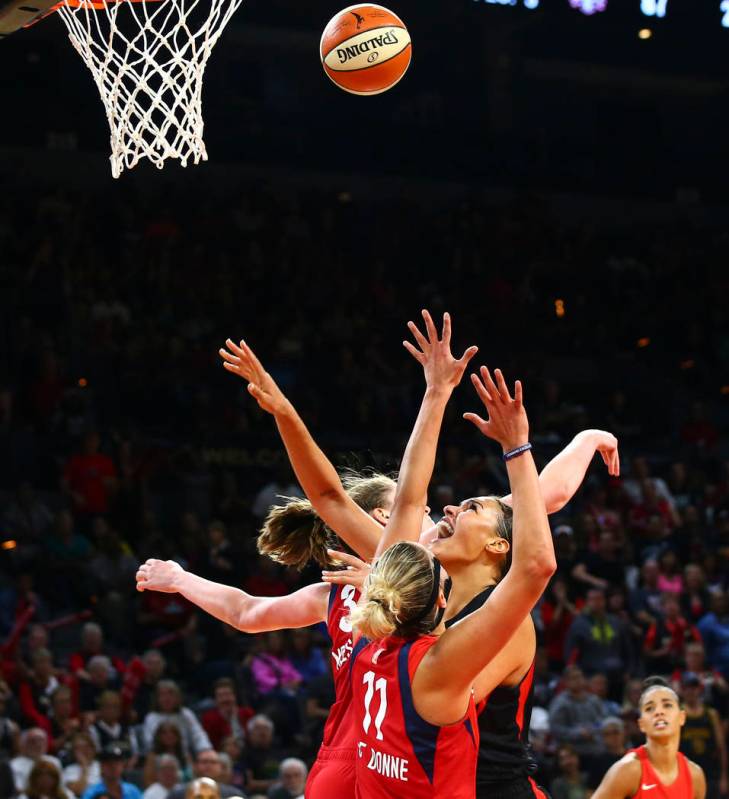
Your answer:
[351,542,438,641]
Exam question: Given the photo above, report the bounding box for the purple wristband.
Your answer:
[503,443,532,462]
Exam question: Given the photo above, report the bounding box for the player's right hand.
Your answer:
[463,366,529,453]
[219,338,292,416]
[135,558,184,593]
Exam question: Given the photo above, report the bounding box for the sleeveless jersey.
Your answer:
[446,585,538,790]
[321,583,360,751]
[629,745,693,799]
[680,708,718,778]
[351,634,480,799]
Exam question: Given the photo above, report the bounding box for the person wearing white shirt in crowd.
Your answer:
[62,732,101,797]
[11,728,63,793]
[143,681,211,760]
[143,754,181,799]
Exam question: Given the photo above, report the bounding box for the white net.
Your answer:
[56,0,245,177]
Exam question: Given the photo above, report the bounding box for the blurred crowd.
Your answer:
[0,173,728,799]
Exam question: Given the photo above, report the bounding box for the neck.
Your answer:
[645,735,680,771]
[442,560,499,622]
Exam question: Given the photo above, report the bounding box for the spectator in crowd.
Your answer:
[62,732,101,798]
[643,592,701,676]
[540,577,581,671]
[199,521,236,585]
[19,650,61,731]
[656,549,683,595]
[200,679,253,752]
[629,559,662,630]
[184,778,219,799]
[47,686,80,758]
[19,757,73,799]
[44,512,92,605]
[267,758,307,799]
[219,736,245,791]
[571,531,625,593]
[0,688,21,758]
[62,432,118,523]
[88,692,137,766]
[142,754,181,799]
[585,717,628,791]
[564,589,634,697]
[248,635,301,743]
[167,749,240,799]
[698,591,729,677]
[3,483,53,565]
[79,658,118,714]
[587,674,621,718]
[681,564,712,624]
[619,679,644,748]
[679,672,728,797]
[70,624,126,682]
[250,466,301,520]
[671,641,729,715]
[302,664,333,748]
[288,631,326,686]
[550,744,591,799]
[242,716,282,796]
[12,728,63,793]
[143,682,211,760]
[132,651,167,722]
[142,723,191,788]
[80,744,142,799]
[548,666,606,758]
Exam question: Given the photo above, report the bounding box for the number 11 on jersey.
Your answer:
[363,670,387,740]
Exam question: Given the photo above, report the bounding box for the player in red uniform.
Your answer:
[592,678,706,799]
[346,354,555,798]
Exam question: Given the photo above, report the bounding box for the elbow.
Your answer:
[524,553,557,584]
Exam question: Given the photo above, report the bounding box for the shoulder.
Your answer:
[597,752,642,795]
[686,757,706,782]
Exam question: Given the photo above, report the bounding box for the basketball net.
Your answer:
[56,0,244,177]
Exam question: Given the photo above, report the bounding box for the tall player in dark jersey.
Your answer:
[346,356,556,798]
[592,678,706,799]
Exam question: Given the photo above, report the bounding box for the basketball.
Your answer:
[320,4,412,95]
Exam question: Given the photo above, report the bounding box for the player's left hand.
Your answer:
[219,338,292,416]
[403,310,478,392]
[322,550,371,590]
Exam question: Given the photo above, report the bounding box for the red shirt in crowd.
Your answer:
[63,452,117,514]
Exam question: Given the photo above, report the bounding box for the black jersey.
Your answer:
[446,586,543,798]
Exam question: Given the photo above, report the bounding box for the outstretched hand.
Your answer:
[403,310,478,392]
[321,550,371,591]
[464,366,529,452]
[219,339,291,416]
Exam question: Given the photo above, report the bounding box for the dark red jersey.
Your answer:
[321,583,360,751]
[629,745,693,799]
[351,634,479,799]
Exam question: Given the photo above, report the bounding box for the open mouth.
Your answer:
[654,720,668,730]
[437,519,455,539]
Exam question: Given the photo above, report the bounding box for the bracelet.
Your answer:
[503,443,532,462]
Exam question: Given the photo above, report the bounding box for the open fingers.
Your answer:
[403,340,426,363]
[239,341,266,379]
[459,345,479,368]
[493,368,513,403]
[321,572,358,585]
[441,312,451,346]
[463,412,488,433]
[225,338,245,357]
[513,379,523,407]
[219,347,241,366]
[471,372,494,406]
[479,366,503,403]
[407,320,429,352]
[421,309,439,344]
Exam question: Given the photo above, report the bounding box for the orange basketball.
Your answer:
[320,4,412,96]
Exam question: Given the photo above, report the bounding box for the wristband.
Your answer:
[503,443,532,462]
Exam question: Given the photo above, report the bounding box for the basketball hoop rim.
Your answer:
[54,0,159,11]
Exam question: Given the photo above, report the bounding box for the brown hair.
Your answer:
[486,496,514,579]
[351,541,440,640]
[26,758,66,799]
[257,471,396,569]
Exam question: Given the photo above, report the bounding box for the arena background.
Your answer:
[0,1,728,798]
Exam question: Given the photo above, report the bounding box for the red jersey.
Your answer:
[630,745,693,799]
[322,583,360,751]
[351,634,479,799]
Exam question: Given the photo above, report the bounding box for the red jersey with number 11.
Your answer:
[351,634,479,799]
[322,584,360,751]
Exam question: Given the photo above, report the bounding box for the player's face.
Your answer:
[638,688,685,741]
[428,497,506,567]
[375,485,434,532]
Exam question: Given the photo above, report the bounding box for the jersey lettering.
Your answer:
[332,638,353,670]
[361,743,409,781]
[338,584,358,632]
[362,670,387,740]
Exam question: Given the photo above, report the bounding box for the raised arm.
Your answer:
[414,368,556,724]
[135,559,329,633]
[375,310,477,559]
[502,429,620,513]
[220,339,382,559]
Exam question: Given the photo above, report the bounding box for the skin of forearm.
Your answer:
[537,430,602,510]
[175,571,248,628]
